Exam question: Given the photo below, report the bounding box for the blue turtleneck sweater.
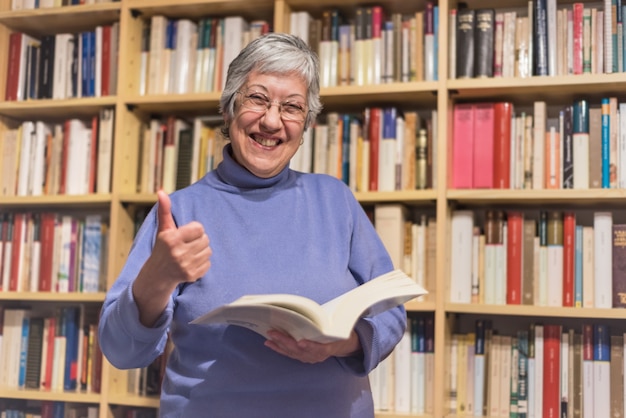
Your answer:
[99,145,405,418]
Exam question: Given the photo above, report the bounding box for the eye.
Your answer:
[282,102,305,114]
[247,93,270,106]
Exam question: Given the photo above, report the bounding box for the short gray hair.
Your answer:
[219,33,322,135]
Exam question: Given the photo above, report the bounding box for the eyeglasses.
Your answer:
[236,90,308,122]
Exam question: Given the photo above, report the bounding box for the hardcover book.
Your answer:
[191,269,426,343]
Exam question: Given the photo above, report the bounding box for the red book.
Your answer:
[543,324,562,418]
[9,213,25,291]
[368,107,381,191]
[562,212,576,306]
[493,102,512,188]
[572,3,584,74]
[506,211,524,304]
[101,25,111,96]
[452,103,475,188]
[41,316,56,390]
[38,213,56,292]
[5,32,23,101]
[473,102,495,188]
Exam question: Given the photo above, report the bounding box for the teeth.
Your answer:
[253,135,279,146]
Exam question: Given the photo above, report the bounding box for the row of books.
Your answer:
[5,26,119,102]
[289,3,439,88]
[451,1,626,79]
[450,209,624,309]
[0,400,97,418]
[139,15,269,96]
[0,306,102,394]
[370,315,435,414]
[450,321,622,418]
[136,116,226,194]
[0,212,109,294]
[293,108,437,192]
[452,98,626,190]
[373,204,436,301]
[0,110,115,197]
[11,0,117,10]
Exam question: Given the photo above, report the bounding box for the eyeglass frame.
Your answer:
[235,90,310,123]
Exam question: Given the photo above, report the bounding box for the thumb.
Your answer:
[156,190,176,232]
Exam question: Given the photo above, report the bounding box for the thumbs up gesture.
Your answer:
[149,190,212,286]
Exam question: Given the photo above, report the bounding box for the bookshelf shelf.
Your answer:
[0,3,121,36]
[404,299,436,312]
[106,394,160,408]
[0,292,106,302]
[0,386,102,403]
[320,82,439,108]
[124,93,221,115]
[355,190,438,204]
[447,188,626,205]
[0,194,112,208]
[446,303,626,320]
[0,97,117,119]
[126,0,275,19]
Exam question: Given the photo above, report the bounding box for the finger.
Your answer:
[177,222,207,243]
[157,190,176,232]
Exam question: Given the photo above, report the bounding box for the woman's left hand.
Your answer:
[264,330,362,363]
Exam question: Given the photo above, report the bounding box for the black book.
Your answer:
[456,8,475,79]
[38,35,55,99]
[562,105,574,188]
[175,128,194,191]
[533,0,549,76]
[24,317,44,389]
[474,9,494,78]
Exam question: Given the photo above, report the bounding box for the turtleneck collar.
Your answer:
[215,143,292,189]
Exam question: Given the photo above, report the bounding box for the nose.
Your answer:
[260,102,283,129]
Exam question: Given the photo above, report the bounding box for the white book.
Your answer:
[448,9,456,79]
[533,101,546,190]
[604,0,613,73]
[593,212,612,308]
[393,327,411,413]
[474,351,485,415]
[81,215,102,292]
[547,0,557,75]
[528,353,535,418]
[53,34,72,99]
[561,332,570,416]
[546,244,563,306]
[96,109,114,194]
[593,325,610,418]
[374,204,408,270]
[348,118,359,190]
[65,119,91,195]
[57,216,73,293]
[94,26,102,97]
[410,319,425,414]
[17,121,35,196]
[221,16,248,91]
[173,19,198,94]
[538,245,549,306]
[494,232,507,305]
[148,15,167,95]
[582,226,595,308]
[30,121,49,196]
[450,210,474,303]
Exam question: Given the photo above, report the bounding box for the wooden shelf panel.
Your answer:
[355,190,437,204]
[284,0,431,17]
[0,194,112,208]
[0,386,101,402]
[0,3,121,37]
[448,73,626,105]
[320,82,439,111]
[0,292,106,302]
[107,393,160,408]
[447,188,626,205]
[446,303,626,320]
[0,97,117,120]
[404,299,436,312]
[125,93,222,117]
[126,0,275,21]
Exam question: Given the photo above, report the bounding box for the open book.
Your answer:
[190,269,427,343]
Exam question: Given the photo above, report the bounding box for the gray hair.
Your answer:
[219,32,322,136]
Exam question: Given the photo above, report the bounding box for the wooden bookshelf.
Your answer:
[2,0,626,417]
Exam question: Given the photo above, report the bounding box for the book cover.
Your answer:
[506,211,524,304]
[473,103,495,188]
[493,102,513,188]
[612,223,626,308]
[474,9,495,78]
[450,210,474,303]
[594,212,613,308]
[542,324,561,418]
[456,9,475,78]
[562,212,576,307]
[452,104,475,188]
[592,324,610,418]
[191,270,426,343]
[562,105,574,188]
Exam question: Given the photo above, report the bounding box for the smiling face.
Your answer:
[226,71,308,178]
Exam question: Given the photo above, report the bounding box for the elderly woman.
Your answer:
[98,33,406,418]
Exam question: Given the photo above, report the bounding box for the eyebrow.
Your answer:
[246,84,306,100]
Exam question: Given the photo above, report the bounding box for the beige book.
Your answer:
[532,101,546,190]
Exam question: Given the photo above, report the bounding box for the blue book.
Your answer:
[341,114,351,185]
[601,98,611,188]
[593,324,610,361]
[473,319,487,415]
[80,215,102,293]
[18,317,30,388]
[81,31,91,97]
[62,307,80,391]
[574,225,583,307]
[433,5,439,80]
